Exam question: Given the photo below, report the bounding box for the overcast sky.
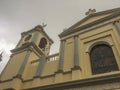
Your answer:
[0,0,120,73]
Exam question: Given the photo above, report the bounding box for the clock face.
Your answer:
[24,34,32,41]
[39,38,47,50]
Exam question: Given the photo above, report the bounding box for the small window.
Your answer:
[24,34,32,41]
[90,44,119,75]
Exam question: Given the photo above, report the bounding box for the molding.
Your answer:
[21,25,54,44]
[114,21,120,34]
[11,47,41,58]
[4,88,15,90]
[11,48,31,56]
[55,69,63,74]
[11,42,31,53]
[40,74,55,79]
[31,59,39,64]
[85,39,113,53]
[71,66,81,71]
[0,78,13,83]
[63,7,120,32]
[11,42,44,56]
[24,71,72,83]
[59,11,120,38]
[24,74,55,82]
[60,19,116,41]
[55,70,72,74]
[23,78,34,82]
[24,73,120,90]
[113,20,119,24]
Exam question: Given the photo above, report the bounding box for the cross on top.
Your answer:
[85,9,96,16]
[42,23,47,28]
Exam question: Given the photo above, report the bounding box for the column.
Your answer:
[74,36,79,67]
[55,41,65,82]
[72,36,81,80]
[16,50,31,78]
[34,55,46,77]
[58,40,65,72]
[114,21,120,34]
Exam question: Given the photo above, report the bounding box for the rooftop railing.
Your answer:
[46,53,59,62]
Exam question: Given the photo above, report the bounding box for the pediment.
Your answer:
[70,8,120,30]
[74,13,112,29]
[59,7,120,38]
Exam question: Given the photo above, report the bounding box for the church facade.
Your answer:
[0,8,120,90]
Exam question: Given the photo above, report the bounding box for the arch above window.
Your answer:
[86,40,113,53]
[90,44,119,75]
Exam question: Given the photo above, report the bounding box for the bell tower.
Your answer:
[16,25,53,56]
[0,25,53,90]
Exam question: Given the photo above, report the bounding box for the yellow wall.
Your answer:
[0,51,27,81]
[22,51,40,80]
[1,10,120,90]
[41,60,59,76]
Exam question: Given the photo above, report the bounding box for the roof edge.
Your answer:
[59,7,120,38]
[21,25,54,44]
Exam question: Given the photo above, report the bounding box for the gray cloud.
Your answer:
[0,0,120,72]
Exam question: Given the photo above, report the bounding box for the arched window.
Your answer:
[39,38,47,50]
[90,44,119,75]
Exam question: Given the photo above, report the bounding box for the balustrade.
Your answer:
[46,53,59,62]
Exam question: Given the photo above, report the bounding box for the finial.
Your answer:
[35,23,47,29]
[85,9,96,16]
[63,28,67,32]
[0,51,3,61]
[42,23,47,28]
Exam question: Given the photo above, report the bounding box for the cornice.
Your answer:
[67,7,120,32]
[24,73,120,90]
[11,42,44,56]
[21,25,54,44]
[59,10,120,38]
